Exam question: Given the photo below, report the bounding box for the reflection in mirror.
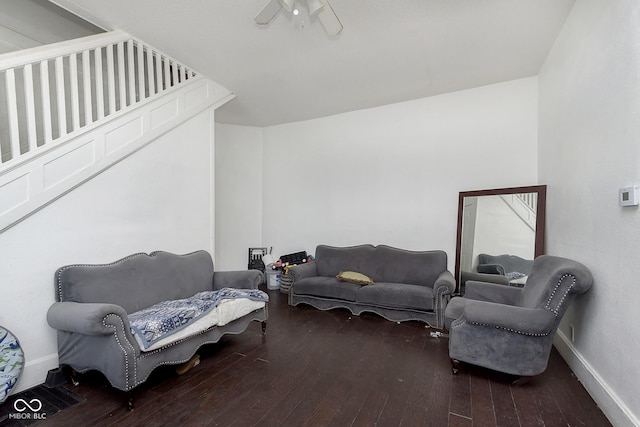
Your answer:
[454,185,546,294]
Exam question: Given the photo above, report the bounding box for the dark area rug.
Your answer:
[0,385,84,426]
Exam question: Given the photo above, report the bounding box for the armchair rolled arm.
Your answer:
[213,270,264,290]
[460,271,510,287]
[47,302,130,335]
[434,270,456,295]
[461,300,557,336]
[288,262,318,282]
[464,281,522,305]
[476,263,505,275]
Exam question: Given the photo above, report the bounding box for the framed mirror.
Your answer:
[454,185,546,293]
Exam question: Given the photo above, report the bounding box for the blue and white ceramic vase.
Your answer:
[0,326,24,404]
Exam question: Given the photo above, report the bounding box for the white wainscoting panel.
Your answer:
[151,98,179,130]
[105,117,144,155]
[0,76,234,233]
[184,81,209,111]
[42,140,95,190]
[0,173,29,216]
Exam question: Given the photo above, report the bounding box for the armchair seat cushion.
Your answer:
[355,282,434,310]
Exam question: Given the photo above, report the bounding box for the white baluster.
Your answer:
[5,68,21,160]
[95,47,104,120]
[55,56,67,138]
[136,41,145,100]
[154,51,162,93]
[146,46,155,95]
[24,64,38,152]
[82,50,92,125]
[69,53,80,131]
[117,41,126,109]
[40,59,52,145]
[163,55,170,91]
[171,60,178,88]
[106,44,116,114]
[127,39,135,105]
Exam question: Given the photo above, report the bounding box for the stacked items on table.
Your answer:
[263,250,314,292]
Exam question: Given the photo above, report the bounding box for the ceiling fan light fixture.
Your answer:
[307,0,325,15]
[255,0,342,36]
[278,0,296,13]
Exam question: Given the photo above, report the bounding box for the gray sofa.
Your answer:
[46,250,267,405]
[288,244,455,328]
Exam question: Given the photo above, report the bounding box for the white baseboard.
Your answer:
[11,353,59,395]
[554,331,639,427]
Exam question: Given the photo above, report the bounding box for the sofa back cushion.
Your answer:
[55,250,214,313]
[315,244,447,287]
[315,244,376,278]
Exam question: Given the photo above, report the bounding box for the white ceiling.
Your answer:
[50,0,575,127]
[0,0,102,55]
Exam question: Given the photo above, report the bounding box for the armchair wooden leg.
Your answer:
[512,376,533,386]
[451,358,461,375]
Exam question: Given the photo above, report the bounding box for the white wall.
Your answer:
[259,78,539,269]
[214,124,264,270]
[0,108,215,393]
[538,0,640,425]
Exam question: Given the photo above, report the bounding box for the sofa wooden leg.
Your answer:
[451,358,461,375]
[126,391,134,410]
[65,366,80,386]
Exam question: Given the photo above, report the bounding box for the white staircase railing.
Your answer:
[500,192,537,231]
[0,30,196,172]
[0,30,234,233]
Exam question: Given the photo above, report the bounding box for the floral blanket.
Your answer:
[129,288,268,350]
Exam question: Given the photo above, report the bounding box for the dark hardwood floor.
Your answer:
[36,287,611,426]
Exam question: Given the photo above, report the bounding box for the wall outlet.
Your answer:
[569,324,575,342]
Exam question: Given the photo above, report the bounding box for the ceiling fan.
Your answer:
[254,0,343,36]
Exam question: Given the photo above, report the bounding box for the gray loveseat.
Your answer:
[288,244,455,328]
[46,250,267,406]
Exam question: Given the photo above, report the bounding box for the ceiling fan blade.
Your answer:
[317,0,343,36]
[254,0,282,25]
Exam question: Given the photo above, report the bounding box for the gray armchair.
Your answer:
[445,255,592,378]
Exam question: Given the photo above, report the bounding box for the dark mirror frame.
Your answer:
[454,185,547,293]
